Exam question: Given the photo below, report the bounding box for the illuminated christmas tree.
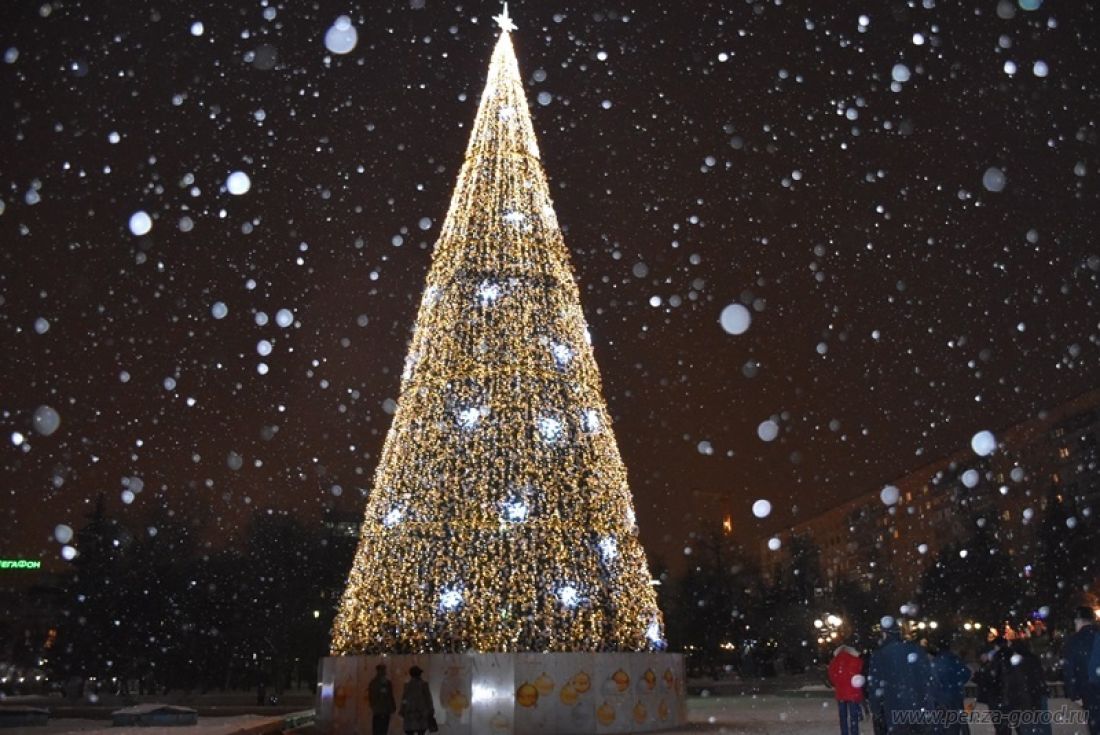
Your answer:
[331,6,664,655]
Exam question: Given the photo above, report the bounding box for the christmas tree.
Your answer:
[331,7,664,655]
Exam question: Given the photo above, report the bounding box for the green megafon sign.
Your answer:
[0,559,42,570]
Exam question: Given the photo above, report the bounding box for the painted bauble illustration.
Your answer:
[534,672,555,695]
[516,682,539,708]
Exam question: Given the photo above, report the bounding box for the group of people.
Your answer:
[366,663,435,735]
[358,606,1100,735]
[827,606,1100,735]
[1064,607,1100,735]
[828,624,973,735]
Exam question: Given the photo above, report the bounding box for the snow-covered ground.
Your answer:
[5,696,1093,734]
[682,695,1092,734]
[0,713,283,735]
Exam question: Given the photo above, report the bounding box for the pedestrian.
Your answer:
[974,637,1012,735]
[999,638,1051,735]
[1063,606,1099,735]
[829,640,866,735]
[369,663,397,735]
[1088,631,1100,734]
[929,634,972,735]
[399,665,436,735]
[867,619,935,734]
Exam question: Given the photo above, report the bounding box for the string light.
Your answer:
[330,21,664,655]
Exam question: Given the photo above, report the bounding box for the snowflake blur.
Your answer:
[329,20,665,655]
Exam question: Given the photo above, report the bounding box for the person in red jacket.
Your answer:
[829,642,866,735]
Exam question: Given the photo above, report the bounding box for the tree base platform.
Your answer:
[316,651,686,734]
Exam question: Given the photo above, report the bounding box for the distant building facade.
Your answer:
[760,388,1100,600]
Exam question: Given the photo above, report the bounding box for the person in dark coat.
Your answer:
[399,666,435,735]
[1063,606,1100,735]
[929,635,972,735]
[829,642,866,735]
[974,637,1013,735]
[368,664,397,735]
[867,621,935,734]
[999,639,1050,735]
[1089,632,1100,734]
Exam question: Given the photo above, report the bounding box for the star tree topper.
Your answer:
[493,2,517,33]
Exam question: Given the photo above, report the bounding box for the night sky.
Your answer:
[2,0,1098,573]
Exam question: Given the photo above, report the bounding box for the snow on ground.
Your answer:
[7,697,1093,734]
[0,714,283,735]
[681,695,1093,735]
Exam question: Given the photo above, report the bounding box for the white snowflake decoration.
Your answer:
[424,285,442,307]
[598,536,618,562]
[476,280,501,306]
[626,507,636,528]
[557,584,581,609]
[383,506,405,528]
[498,105,515,121]
[502,210,527,227]
[551,341,573,368]
[581,409,602,433]
[538,416,563,443]
[646,619,664,645]
[402,352,419,381]
[457,406,484,429]
[439,585,464,613]
[502,498,529,523]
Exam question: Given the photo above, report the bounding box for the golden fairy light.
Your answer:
[330,9,664,655]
